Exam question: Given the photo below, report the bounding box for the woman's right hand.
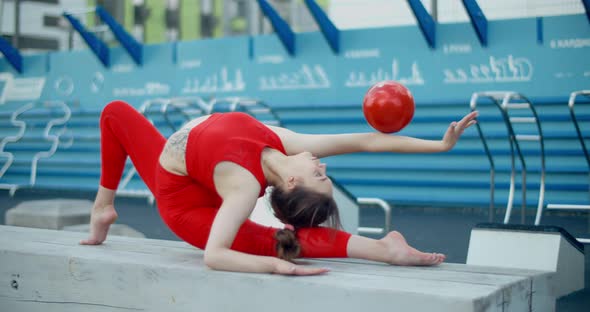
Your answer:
[273,259,330,276]
[441,111,478,151]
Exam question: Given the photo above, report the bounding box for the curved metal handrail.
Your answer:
[505,95,545,226]
[165,96,282,127]
[542,91,590,223]
[470,94,497,222]
[470,92,525,222]
[357,197,392,235]
[569,91,590,206]
[470,91,545,224]
[162,99,200,129]
[568,90,590,169]
[499,93,544,225]
[139,98,170,116]
[140,96,205,129]
[165,96,209,129]
[0,102,34,180]
[223,97,283,127]
[542,90,590,242]
[30,101,72,186]
[168,96,216,115]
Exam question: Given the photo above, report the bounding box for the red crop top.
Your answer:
[185,112,286,197]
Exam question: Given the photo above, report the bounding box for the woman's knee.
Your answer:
[101,100,132,119]
[100,100,135,129]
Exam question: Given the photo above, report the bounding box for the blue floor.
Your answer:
[1,189,588,311]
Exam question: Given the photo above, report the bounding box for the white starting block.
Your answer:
[467,223,585,298]
[5,199,92,229]
[0,225,556,312]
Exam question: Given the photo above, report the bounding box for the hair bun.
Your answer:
[275,229,301,261]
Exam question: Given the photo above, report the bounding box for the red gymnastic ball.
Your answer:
[362,81,415,133]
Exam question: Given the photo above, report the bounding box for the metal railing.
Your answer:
[0,102,34,195]
[357,197,392,235]
[163,96,282,126]
[0,100,71,196]
[470,91,545,224]
[30,101,72,186]
[543,90,590,243]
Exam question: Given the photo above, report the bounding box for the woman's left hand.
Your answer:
[441,111,478,151]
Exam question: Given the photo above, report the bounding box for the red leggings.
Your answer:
[99,100,350,258]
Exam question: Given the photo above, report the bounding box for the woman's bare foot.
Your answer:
[380,231,446,266]
[80,204,118,245]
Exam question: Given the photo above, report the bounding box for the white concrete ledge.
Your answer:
[0,225,555,312]
[62,223,146,238]
[5,199,92,230]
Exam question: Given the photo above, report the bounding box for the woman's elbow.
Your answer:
[203,248,221,270]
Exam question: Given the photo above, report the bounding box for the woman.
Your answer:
[82,100,478,276]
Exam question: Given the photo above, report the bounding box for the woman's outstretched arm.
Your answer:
[270,111,478,158]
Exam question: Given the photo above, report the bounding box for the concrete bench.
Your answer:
[0,225,555,312]
[62,223,146,238]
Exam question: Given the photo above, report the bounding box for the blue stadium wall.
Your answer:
[1,14,589,214]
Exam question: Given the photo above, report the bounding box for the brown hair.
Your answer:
[270,186,342,261]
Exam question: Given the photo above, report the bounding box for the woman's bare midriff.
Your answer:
[158,115,211,176]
